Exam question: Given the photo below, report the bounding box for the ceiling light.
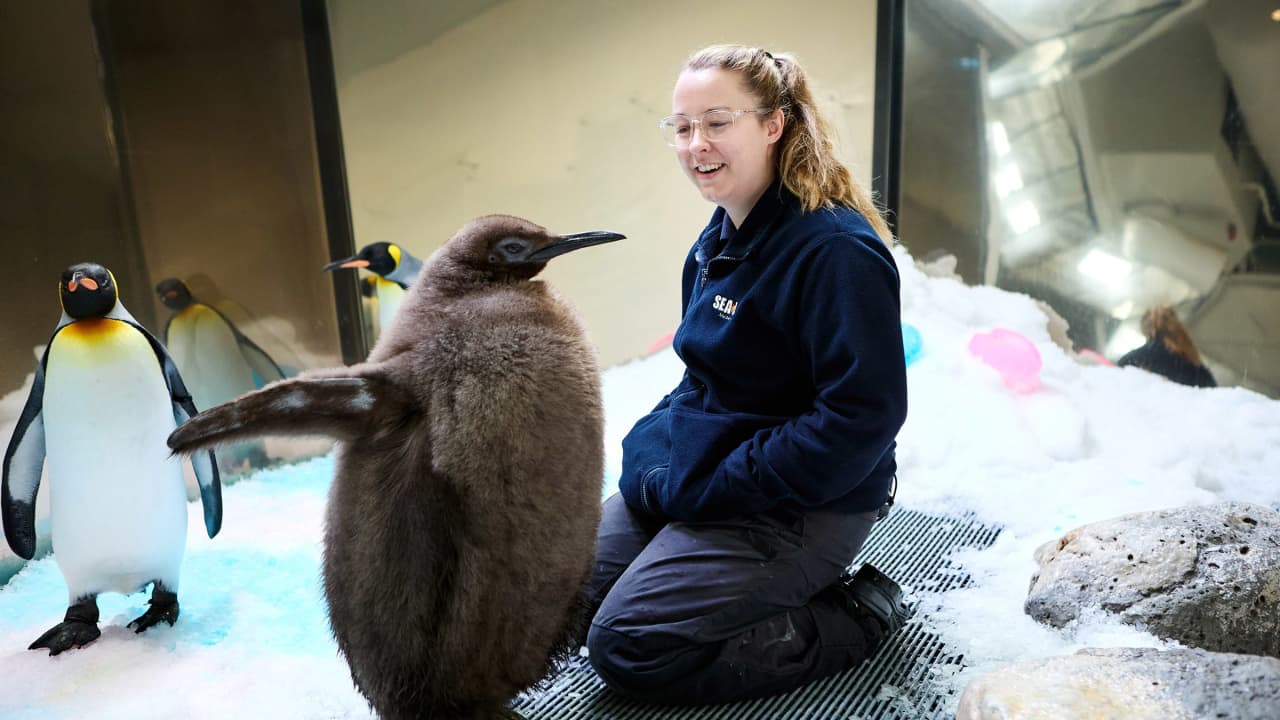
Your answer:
[1006,200,1041,234]
[1271,8,1280,22]
[1111,300,1134,319]
[989,122,1011,156]
[1078,248,1133,286]
[995,163,1024,197]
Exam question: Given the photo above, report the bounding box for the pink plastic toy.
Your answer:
[968,328,1042,392]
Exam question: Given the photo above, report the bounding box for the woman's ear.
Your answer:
[765,109,785,144]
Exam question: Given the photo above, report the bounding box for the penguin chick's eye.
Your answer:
[491,238,532,263]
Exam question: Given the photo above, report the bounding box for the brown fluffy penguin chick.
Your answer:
[168,215,623,720]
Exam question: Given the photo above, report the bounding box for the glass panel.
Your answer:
[324,0,882,365]
[901,0,1280,396]
[0,1,342,476]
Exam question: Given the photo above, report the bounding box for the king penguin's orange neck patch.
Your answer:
[62,318,119,339]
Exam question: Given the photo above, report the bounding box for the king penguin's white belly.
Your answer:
[168,304,257,411]
[44,319,188,596]
[375,279,405,335]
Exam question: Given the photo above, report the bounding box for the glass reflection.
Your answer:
[901,0,1280,396]
[323,242,424,346]
[0,0,343,479]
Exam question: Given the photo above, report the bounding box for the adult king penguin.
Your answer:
[157,277,287,471]
[2,263,222,655]
[170,216,621,720]
[323,242,424,342]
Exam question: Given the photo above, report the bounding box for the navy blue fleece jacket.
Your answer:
[619,181,908,521]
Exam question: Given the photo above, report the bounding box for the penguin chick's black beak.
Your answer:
[527,231,626,263]
[323,257,369,272]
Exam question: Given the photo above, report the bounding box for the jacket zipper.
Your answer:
[639,465,665,515]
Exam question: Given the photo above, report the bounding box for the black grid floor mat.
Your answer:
[511,507,1001,719]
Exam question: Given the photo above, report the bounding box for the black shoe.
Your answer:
[837,563,910,635]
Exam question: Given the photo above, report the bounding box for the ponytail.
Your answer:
[1142,305,1203,365]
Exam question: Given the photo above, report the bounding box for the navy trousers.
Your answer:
[583,493,884,705]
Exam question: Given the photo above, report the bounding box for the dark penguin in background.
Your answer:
[324,242,425,342]
[169,216,623,719]
[3,263,222,655]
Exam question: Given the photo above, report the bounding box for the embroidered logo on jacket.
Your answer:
[712,294,738,320]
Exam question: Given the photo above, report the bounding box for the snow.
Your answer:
[2,246,1278,718]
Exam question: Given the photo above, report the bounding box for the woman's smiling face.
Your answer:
[671,67,783,226]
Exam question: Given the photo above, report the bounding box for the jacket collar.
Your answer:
[695,178,792,263]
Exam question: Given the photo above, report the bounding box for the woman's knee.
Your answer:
[586,622,690,699]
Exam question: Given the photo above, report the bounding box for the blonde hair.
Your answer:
[683,44,894,245]
[1141,305,1203,365]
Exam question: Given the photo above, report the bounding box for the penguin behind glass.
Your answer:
[170,216,622,720]
[323,242,424,342]
[156,277,286,470]
[2,263,222,655]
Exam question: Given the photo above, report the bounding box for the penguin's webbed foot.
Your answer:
[29,621,102,655]
[128,587,179,633]
[30,596,101,656]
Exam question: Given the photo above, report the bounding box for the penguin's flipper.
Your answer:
[168,374,392,454]
[172,396,223,539]
[2,361,48,560]
[127,319,223,539]
[209,305,287,385]
[236,338,287,387]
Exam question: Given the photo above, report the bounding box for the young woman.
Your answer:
[580,45,912,705]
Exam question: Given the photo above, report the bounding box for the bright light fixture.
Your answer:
[989,122,1011,156]
[1110,300,1134,319]
[1006,200,1040,234]
[995,162,1024,197]
[1271,8,1280,22]
[1078,248,1133,286]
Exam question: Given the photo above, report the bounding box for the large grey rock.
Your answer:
[1025,502,1280,656]
[957,647,1280,720]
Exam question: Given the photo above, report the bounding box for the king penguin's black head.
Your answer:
[444,215,625,282]
[324,242,402,278]
[59,263,118,320]
[155,278,194,310]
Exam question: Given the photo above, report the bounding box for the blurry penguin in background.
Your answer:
[357,275,380,346]
[323,242,424,344]
[156,278,286,472]
[3,263,222,655]
[171,216,621,720]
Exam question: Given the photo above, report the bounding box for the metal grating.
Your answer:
[511,508,1002,719]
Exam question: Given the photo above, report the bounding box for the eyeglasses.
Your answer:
[658,108,773,147]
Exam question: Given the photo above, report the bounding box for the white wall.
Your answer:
[330,0,879,367]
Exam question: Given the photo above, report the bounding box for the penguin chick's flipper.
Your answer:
[30,596,100,656]
[2,359,48,560]
[128,584,179,633]
[168,375,389,455]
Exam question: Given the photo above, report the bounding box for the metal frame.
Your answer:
[300,0,368,364]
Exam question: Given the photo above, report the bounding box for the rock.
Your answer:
[957,647,1280,720]
[1025,502,1280,657]
[1034,300,1073,355]
[916,251,961,280]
